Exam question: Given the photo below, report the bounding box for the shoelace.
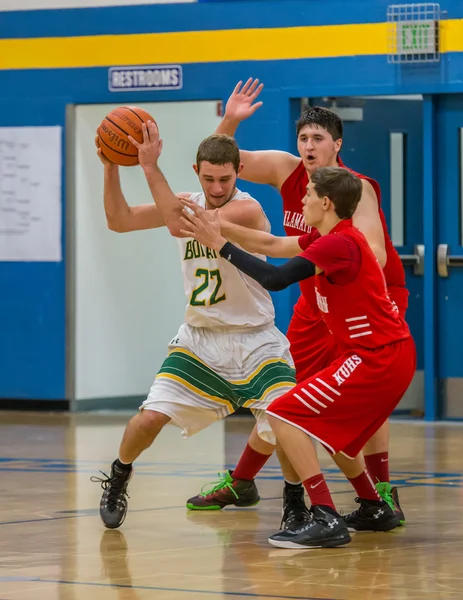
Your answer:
[90,470,130,511]
[283,509,314,532]
[382,492,395,511]
[281,490,311,528]
[200,472,239,500]
[377,488,395,512]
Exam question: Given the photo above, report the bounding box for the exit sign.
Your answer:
[396,20,437,54]
[387,4,440,63]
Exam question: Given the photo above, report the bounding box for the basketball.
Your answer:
[98,106,157,166]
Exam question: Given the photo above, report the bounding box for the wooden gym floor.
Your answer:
[1,411,463,600]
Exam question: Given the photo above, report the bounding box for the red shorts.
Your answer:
[267,336,416,459]
[286,295,338,383]
[287,288,408,383]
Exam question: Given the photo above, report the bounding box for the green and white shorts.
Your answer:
[141,322,296,443]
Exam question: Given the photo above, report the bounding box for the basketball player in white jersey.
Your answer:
[92,123,296,529]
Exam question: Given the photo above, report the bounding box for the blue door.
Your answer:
[294,96,425,414]
[341,97,424,414]
[435,94,463,418]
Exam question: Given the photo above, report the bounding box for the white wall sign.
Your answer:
[0,126,62,262]
[396,20,438,55]
[109,65,183,92]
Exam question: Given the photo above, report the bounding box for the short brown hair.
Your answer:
[296,106,343,141]
[196,134,240,172]
[311,167,362,219]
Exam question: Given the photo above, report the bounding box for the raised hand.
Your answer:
[224,78,264,123]
[128,121,162,170]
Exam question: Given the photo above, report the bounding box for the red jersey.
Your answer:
[280,158,407,294]
[300,221,410,351]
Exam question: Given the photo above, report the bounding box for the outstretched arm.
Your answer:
[220,219,303,258]
[182,197,318,258]
[216,79,299,189]
[219,242,316,291]
[181,197,303,258]
[180,199,316,291]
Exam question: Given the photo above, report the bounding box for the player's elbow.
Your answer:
[165,222,184,238]
[106,216,129,233]
[163,209,186,238]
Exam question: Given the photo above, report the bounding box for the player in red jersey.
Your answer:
[186,79,408,530]
[180,166,416,548]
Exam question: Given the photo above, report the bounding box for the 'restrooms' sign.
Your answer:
[109,65,183,92]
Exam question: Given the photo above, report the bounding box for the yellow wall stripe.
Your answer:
[441,19,463,53]
[1,19,462,71]
[0,22,388,71]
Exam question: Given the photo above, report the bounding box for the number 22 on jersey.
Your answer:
[190,268,226,307]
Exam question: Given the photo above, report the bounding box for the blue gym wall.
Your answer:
[1,0,462,402]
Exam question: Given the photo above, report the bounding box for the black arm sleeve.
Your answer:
[219,242,316,291]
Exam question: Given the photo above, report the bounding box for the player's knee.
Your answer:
[139,409,170,434]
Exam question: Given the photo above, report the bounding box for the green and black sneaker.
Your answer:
[186,470,260,510]
[376,482,405,525]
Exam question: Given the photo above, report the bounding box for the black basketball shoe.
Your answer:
[281,483,312,531]
[91,460,132,529]
[269,505,351,549]
[343,497,401,532]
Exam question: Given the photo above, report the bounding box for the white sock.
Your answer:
[285,479,302,486]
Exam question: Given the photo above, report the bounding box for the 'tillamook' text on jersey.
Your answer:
[283,210,313,234]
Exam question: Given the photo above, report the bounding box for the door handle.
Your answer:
[398,244,424,276]
[437,244,463,277]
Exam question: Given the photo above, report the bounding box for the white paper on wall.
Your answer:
[0,126,62,262]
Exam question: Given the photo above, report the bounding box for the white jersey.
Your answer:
[178,189,275,329]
